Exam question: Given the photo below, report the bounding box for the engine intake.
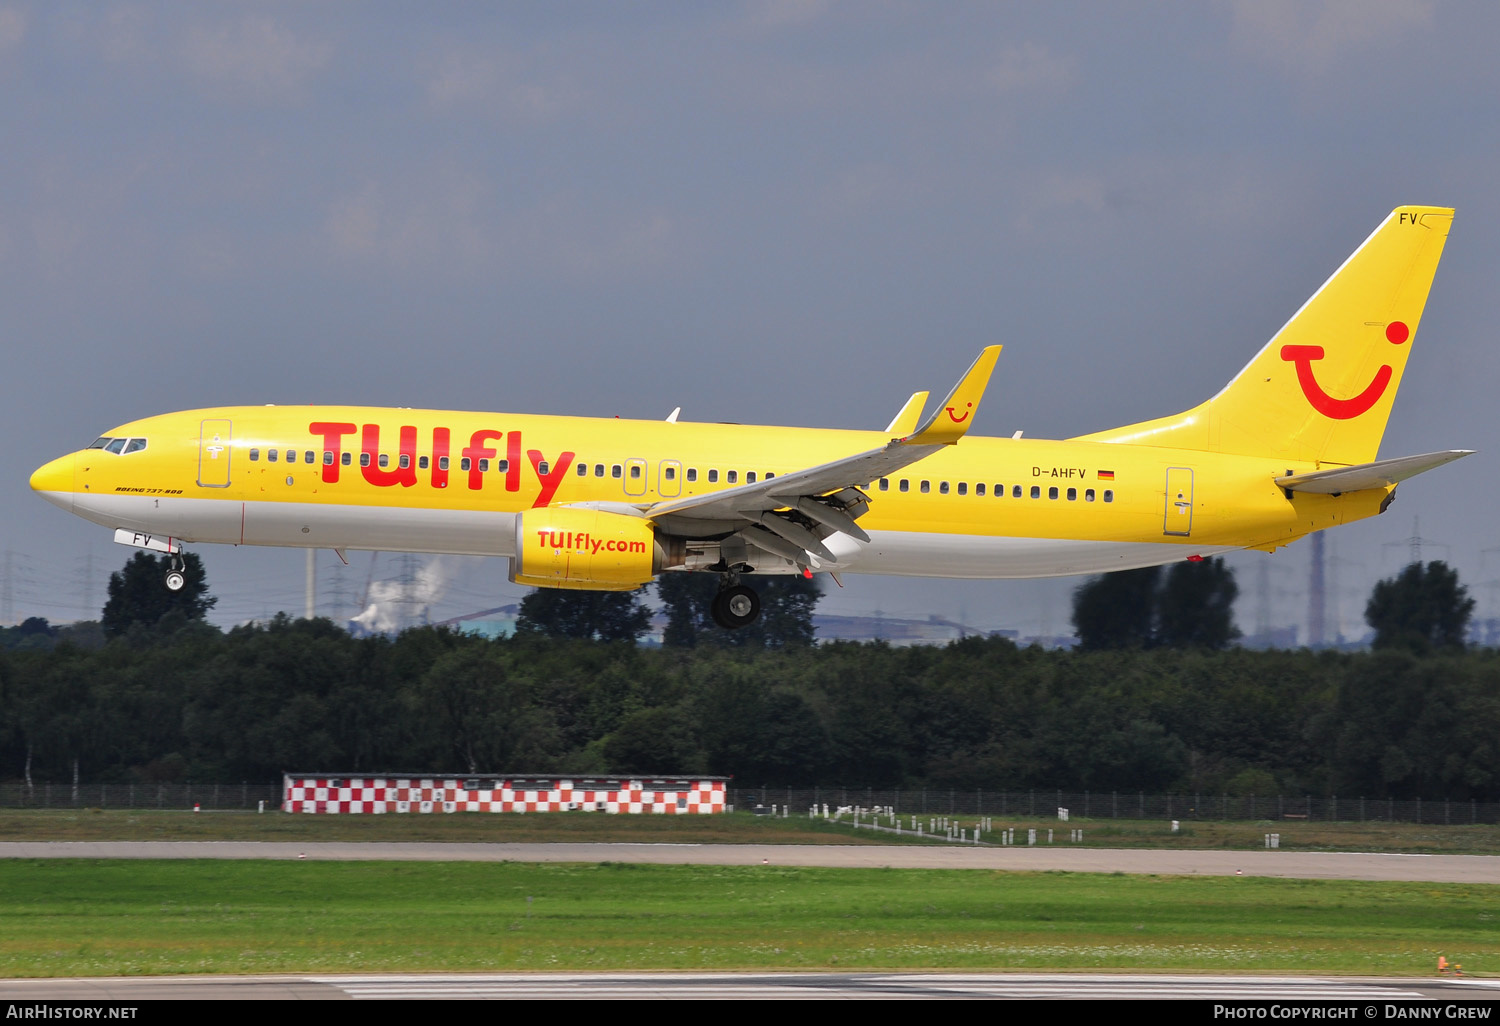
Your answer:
[510,507,663,591]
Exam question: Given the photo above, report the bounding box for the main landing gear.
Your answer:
[711,579,761,630]
[164,554,186,592]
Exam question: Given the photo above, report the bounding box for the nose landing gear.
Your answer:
[164,555,186,592]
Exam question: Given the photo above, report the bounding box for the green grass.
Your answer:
[2,860,1497,978]
[5,808,1500,853]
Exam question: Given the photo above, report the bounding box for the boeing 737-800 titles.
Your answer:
[31,206,1472,629]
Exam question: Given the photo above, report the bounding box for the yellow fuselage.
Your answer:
[30,405,1388,580]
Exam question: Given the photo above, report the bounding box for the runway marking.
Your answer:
[0,973,1473,1001]
[313,973,1434,1000]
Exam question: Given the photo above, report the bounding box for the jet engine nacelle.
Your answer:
[510,507,662,591]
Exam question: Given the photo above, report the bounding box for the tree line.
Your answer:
[1,609,1495,799]
[0,553,1488,799]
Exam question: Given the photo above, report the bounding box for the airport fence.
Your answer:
[5,781,1500,825]
[0,782,280,810]
[728,787,1500,826]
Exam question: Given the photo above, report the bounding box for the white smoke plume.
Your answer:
[351,555,455,634]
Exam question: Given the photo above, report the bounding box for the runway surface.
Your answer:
[3,972,1498,1000]
[3,841,1499,883]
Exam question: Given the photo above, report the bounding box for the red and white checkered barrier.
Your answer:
[282,775,727,814]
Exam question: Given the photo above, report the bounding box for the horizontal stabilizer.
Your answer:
[1279,449,1474,494]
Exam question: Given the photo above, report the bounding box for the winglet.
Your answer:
[904,346,1001,445]
[884,391,929,435]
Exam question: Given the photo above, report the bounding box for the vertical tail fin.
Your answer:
[1076,206,1454,465]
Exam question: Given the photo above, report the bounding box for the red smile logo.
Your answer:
[946,402,973,424]
[1280,321,1408,420]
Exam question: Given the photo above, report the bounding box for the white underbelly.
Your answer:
[67,493,517,557]
[835,530,1234,579]
[65,493,1231,577]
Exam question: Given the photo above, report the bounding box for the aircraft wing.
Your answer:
[1279,449,1474,494]
[644,346,1000,565]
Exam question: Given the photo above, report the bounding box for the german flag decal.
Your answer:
[1098,470,1115,480]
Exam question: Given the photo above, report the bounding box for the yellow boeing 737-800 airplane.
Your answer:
[31,206,1472,629]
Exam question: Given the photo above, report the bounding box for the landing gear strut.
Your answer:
[164,554,185,592]
[711,583,761,630]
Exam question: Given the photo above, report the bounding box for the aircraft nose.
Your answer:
[30,453,76,511]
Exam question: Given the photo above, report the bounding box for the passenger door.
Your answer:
[198,419,232,488]
[1163,467,1193,536]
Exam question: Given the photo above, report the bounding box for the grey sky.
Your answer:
[3,1,1496,638]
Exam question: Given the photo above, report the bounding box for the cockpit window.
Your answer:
[105,438,127,454]
[89,437,111,449]
[123,438,147,454]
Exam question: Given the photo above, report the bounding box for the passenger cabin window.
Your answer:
[304,450,315,464]
[939,482,950,495]
[399,454,410,469]
[419,456,429,470]
[324,451,335,466]
[538,461,549,475]
[630,465,641,479]
[726,470,737,484]
[496,459,508,473]
[1067,487,1077,501]
[342,452,353,466]
[1030,485,1040,498]
[1103,489,1114,503]
[976,483,985,496]
[879,478,889,491]
[1048,486,1059,499]
[478,458,489,472]
[577,462,588,476]
[1013,485,1023,498]
[379,454,391,468]
[899,479,909,492]
[612,465,622,479]
[708,469,719,483]
[461,457,472,471]
[746,472,756,484]
[268,449,279,463]
[360,453,371,467]
[920,480,930,494]
[956,483,966,496]
[1085,488,1095,502]
[438,456,449,470]
[250,448,260,461]
[686,469,697,483]
[595,464,605,477]
[664,466,676,480]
